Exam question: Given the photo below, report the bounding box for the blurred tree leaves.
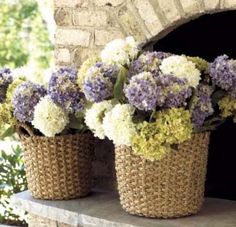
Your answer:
[0,0,53,69]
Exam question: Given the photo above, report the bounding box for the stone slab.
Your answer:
[12,190,236,227]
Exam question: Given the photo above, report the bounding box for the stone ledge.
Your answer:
[11,190,236,227]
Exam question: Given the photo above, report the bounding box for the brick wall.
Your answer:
[53,0,236,67]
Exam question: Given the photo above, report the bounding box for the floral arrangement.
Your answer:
[78,36,236,161]
[1,37,236,161]
[0,67,88,137]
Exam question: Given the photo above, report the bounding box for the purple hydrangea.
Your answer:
[48,68,85,113]
[124,72,163,111]
[209,55,236,91]
[12,81,46,122]
[0,68,13,103]
[128,51,172,77]
[154,51,172,60]
[83,63,119,102]
[191,85,214,128]
[157,74,192,108]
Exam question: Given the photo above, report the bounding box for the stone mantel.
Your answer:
[12,190,236,227]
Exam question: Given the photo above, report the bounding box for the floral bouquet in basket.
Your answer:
[77,36,236,218]
[0,67,94,200]
[78,36,234,161]
[0,67,88,137]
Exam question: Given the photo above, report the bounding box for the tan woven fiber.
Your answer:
[16,123,94,200]
[115,132,210,218]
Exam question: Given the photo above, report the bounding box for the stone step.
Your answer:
[11,190,236,227]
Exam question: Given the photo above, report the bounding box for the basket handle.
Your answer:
[15,123,35,138]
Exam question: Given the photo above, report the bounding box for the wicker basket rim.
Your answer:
[15,122,93,140]
[18,131,93,140]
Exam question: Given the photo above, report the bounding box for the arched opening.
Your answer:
[153,10,236,201]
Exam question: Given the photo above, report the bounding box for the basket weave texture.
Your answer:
[115,132,210,218]
[16,124,94,200]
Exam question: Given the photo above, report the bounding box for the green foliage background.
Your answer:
[0,0,53,69]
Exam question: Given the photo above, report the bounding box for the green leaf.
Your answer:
[113,67,127,102]
[0,126,14,139]
[68,115,87,132]
[212,90,227,106]
[187,87,197,110]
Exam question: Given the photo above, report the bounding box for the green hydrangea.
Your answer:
[218,96,236,122]
[132,108,193,161]
[6,77,26,103]
[132,121,171,161]
[0,103,16,126]
[77,56,100,89]
[156,107,193,144]
[0,77,25,126]
[186,56,209,73]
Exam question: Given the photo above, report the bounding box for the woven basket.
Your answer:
[16,123,94,200]
[115,132,210,218]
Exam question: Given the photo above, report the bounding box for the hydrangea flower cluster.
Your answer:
[156,74,192,108]
[77,56,100,89]
[124,72,192,111]
[101,36,139,67]
[0,68,13,103]
[103,104,136,146]
[218,96,236,122]
[48,68,85,113]
[83,63,119,102]
[209,55,236,97]
[32,96,69,137]
[85,101,113,139]
[160,55,201,88]
[12,81,46,122]
[129,52,160,77]
[128,51,172,78]
[132,108,193,161]
[191,85,214,128]
[124,72,162,111]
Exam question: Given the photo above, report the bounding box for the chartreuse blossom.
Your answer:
[85,101,113,139]
[186,56,209,73]
[0,77,26,126]
[160,55,201,88]
[132,121,170,161]
[132,108,193,161]
[103,104,136,146]
[218,96,236,122]
[77,56,100,89]
[6,77,26,103]
[32,96,69,137]
[156,108,193,144]
[0,103,17,126]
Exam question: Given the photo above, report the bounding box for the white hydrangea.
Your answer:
[160,55,201,88]
[101,36,139,67]
[85,101,113,139]
[103,104,136,146]
[32,96,69,137]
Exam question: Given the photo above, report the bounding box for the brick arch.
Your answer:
[114,0,236,46]
[54,0,236,65]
